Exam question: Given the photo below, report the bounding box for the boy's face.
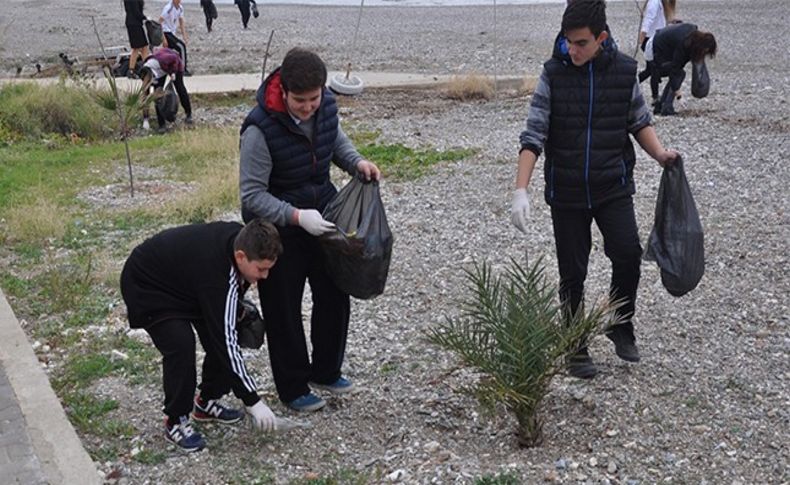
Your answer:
[234,251,276,283]
[564,27,608,66]
[283,87,322,122]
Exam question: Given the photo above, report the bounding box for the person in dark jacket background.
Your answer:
[123,0,149,78]
[648,22,717,115]
[239,47,380,412]
[511,0,679,379]
[120,219,282,452]
[200,0,218,33]
[235,0,256,29]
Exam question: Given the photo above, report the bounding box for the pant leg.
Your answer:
[306,237,350,385]
[165,32,188,71]
[259,228,312,402]
[239,4,251,27]
[173,72,192,117]
[668,67,686,93]
[593,196,642,343]
[145,319,197,420]
[151,77,166,127]
[191,319,233,401]
[551,206,593,321]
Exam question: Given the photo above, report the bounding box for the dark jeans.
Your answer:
[638,37,661,101]
[145,319,232,421]
[204,11,213,32]
[551,196,642,345]
[257,227,350,403]
[163,32,188,71]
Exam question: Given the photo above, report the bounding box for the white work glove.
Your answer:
[510,188,531,234]
[297,209,335,236]
[246,401,277,432]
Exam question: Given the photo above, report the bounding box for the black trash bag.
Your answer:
[643,156,704,297]
[251,0,260,18]
[145,19,163,47]
[691,60,710,98]
[156,79,179,123]
[319,178,393,299]
[236,299,265,349]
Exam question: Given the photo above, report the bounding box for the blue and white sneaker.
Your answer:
[191,396,244,424]
[310,376,355,395]
[164,416,206,452]
[286,392,326,412]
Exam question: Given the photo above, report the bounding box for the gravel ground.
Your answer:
[4,0,790,483]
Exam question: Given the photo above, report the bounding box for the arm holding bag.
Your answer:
[319,178,393,299]
[643,156,705,297]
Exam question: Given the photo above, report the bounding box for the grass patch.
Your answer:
[446,73,494,101]
[56,353,123,389]
[0,272,30,298]
[475,471,521,485]
[63,392,119,432]
[0,81,115,141]
[36,253,95,314]
[350,130,475,181]
[133,449,167,465]
[4,195,69,244]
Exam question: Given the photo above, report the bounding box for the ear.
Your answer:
[597,30,609,44]
[234,249,247,266]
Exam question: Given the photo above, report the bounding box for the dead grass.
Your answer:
[4,196,68,244]
[446,73,495,101]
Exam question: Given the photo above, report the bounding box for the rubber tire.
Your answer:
[328,73,364,96]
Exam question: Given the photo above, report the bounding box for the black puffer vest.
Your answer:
[241,68,339,219]
[544,37,638,209]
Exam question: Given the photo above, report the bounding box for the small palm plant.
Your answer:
[427,258,621,447]
[93,65,153,197]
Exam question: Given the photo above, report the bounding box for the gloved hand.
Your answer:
[510,188,531,234]
[246,401,276,432]
[297,209,335,236]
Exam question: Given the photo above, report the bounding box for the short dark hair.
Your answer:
[562,0,607,38]
[685,30,717,63]
[234,219,283,261]
[280,47,327,93]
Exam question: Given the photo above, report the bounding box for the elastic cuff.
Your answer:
[289,207,300,225]
[240,392,260,407]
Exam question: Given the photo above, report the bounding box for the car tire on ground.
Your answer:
[328,73,364,96]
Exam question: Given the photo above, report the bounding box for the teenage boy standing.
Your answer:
[159,0,191,76]
[511,0,678,378]
[239,47,381,412]
[120,219,282,452]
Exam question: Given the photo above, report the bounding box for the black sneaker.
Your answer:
[184,115,193,125]
[191,396,243,424]
[614,340,641,363]
[566,349,598,379]
[164,416,206,452]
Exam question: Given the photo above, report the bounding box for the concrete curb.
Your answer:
[0,290,101,485]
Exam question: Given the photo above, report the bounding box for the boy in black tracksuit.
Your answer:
[511,0,679,378]
[120,219,282,451]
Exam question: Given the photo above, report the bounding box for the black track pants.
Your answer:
[258,227,350,403]
[551,196,642,344]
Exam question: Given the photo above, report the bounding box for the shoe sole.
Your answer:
[615,352,641,363]
[567,366,598,379]
[286,399,326,413]
[309,381,355,395]
[190,412,242,425]
[164,434,205,453]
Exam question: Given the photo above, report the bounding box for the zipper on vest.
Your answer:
[621,159,627,186]
[584,62,594,209]
[550,163,555,200]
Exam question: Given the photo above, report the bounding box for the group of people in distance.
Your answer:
[118,0,714,453]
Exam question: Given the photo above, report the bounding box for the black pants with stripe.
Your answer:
[164,32,188,71]
[551,196,642,346]
[257,227,350,403]
[146,319,231,420]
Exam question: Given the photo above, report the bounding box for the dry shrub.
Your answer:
[446,74,494,101]
[518,73,539,97]
[4,196,68,244]
[164,159,239,224]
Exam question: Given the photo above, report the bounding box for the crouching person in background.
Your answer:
[120,219,282,452]
[139,44,193,132]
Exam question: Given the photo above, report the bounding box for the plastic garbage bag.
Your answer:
[691,60,710,98]
[236,299,265,349]
[320,178,393,299]
[144,20,163,48]
[156,79,178,123]
[643,156,704,297]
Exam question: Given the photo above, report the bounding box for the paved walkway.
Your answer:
[0,70,529,94]
[0,290,101,485]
